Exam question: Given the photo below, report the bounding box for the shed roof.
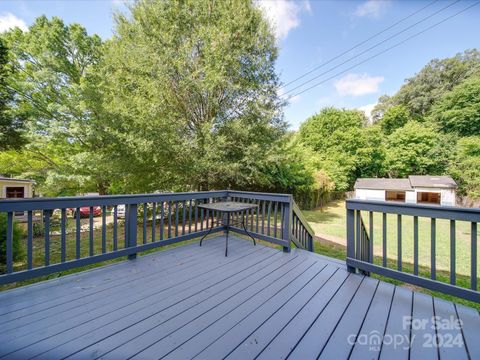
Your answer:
[408,175,457,188]
[354,178,412,191]
[0,177,36,184]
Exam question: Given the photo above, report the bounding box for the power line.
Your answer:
[283,0,461,96]
[286,1,479,100]
[281,0,439,89]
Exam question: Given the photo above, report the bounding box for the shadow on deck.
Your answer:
[0,235,478,359]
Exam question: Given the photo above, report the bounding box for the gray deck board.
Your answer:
[0,235,478,360]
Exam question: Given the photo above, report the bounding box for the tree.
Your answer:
[1,16,110,195]
[430,75,480,136]
[384,121,453,178]
[299,108,384,191]
[378,105,411,135]
[373,49,480,119]
[101,0,285,192]
[0,38,26,150]
[449,136,480,199]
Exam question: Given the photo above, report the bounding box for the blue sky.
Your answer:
[1,0,479,129]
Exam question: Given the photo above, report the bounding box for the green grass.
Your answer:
[306,200,479,310]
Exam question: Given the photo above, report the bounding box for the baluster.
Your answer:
[76,207,81,259]
[369,211,373,263]
[450,220,456,285]
[152,202,156,242]
[175,202,179,237]
[267,201,271,236]
[189,200,192,234]
[397,214,402,271]
[256,200,260,233]
[113,206,118,251]
[261,200,266,234]
[168,201,172,238]
[124,205,128,248]
[472,222,477,291]
[182,200,186,235]
[160,202,164,241]
[89,207,94,256]
[101,206,107,253]
[382,213,387,267]
[45,210,50,266]
[355,211,361,260]
[414,216,418,275]
[274,202,278,238]
[61,208,67,262]
[27,211,33,269]
[200,199,204,231]
[431,218,436,280]
[194,200,198,232]
[6,212,13,273]
[143,203,147,244]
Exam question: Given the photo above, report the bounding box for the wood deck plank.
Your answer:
[287,274,364,359]
[0,235,476,360]
[349,281,395,360]
[409,292,438,360]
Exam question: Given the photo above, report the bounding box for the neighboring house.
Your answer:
[354,175,457,206]
[0,176,35,200]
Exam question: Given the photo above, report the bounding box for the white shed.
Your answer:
[354,175,457,206]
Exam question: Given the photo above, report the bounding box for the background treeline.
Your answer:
[0,0,479,209]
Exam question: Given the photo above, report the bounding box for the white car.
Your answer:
[112,204,126,218]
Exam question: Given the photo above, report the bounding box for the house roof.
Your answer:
[408,175,457,189]
[354,175,457,191]
[0,177,36,184]
[354,178,412,191]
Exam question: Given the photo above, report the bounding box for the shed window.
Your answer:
[386,191,405,202]
[417,192,440,204]
[6,187,25,199]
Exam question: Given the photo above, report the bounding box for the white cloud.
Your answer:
[0,12,28,33]
[257,0,311,40]
[354,0,390,18]
[334,73,384,97]
[357,103,377,123]
[289,95,301,104]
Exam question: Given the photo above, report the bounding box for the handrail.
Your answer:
[0,190,302,285]
[346,199,480,302]
[291,200,315,251]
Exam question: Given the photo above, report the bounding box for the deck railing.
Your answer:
[0,190,313,285]
[346,199,480,302]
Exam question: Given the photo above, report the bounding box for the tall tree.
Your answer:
[449,136,480,199]
[1,17,109,194]
[0,37,26,150]
[101,0,285,192]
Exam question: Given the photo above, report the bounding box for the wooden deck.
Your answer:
[0,235,478,360]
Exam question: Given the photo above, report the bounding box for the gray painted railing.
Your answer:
[347,199,480,302]
[0,190,313,285]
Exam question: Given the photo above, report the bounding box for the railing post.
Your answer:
[346,206,356,273]
[127,204,138,260]
[282,198,292,253]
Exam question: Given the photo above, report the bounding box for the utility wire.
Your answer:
[283,0,461,96]
[281,0,439,89]
[286,1,479,100]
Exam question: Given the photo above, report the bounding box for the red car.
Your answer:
[70,206,102,218]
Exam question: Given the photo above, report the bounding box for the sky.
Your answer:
[1,0,479,129]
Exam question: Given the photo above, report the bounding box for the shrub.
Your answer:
[0,213,24,265]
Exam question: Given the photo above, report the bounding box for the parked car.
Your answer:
[70,206,102,218]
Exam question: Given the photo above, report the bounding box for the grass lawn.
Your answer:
[305,200,480,310]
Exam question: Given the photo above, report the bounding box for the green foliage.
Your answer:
[98,0,285,193]
[299,108,384,191]
[0,38,26,150]
[373,49,480,118]
[449,137,480,199]
[378,105,411,135]
[430,75,480,136]
[0,214,24,265]
[384,122,452,178]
